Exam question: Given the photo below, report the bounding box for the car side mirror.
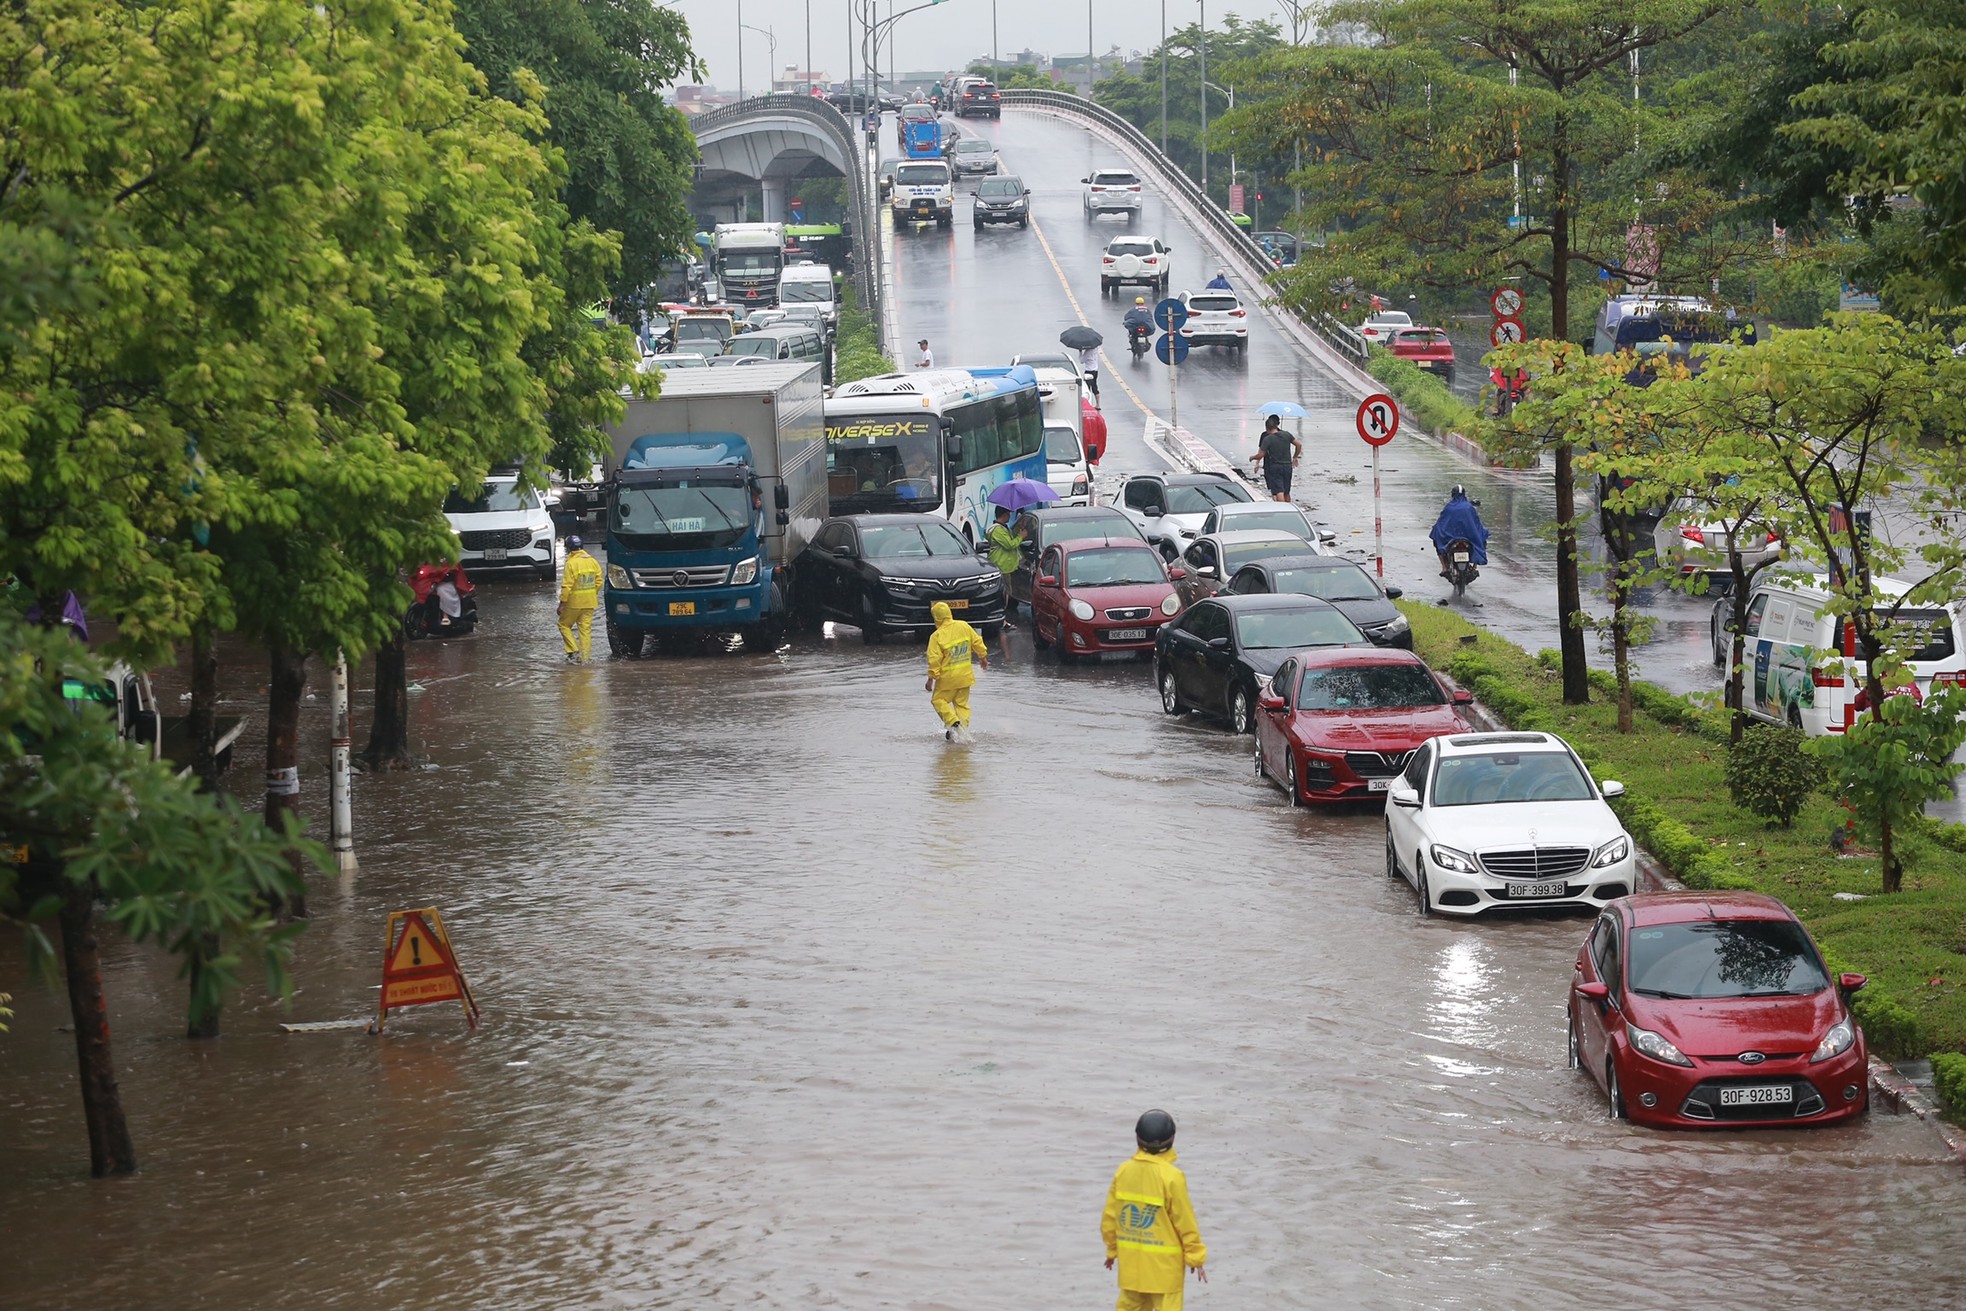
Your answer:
[1205,636,1230,650]
[1258,693,1285,710]
[1079,177,1088,184]
[1037,574,1058,587]
[1577,981,1611,1004]
[774,485,790,510]
[1196,566,1218,579]
[1384,585,1404,599]
[835,544,857,558]
[1839,972,1868,994]
[1143,505,1163,517]
[1024,189,1032,196]
[1389,787,1420,809]
[1166,566,1188,581]
[1452,689,1475,706]
[1598,779,1626,799]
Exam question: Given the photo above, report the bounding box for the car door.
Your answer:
[1179,540,1219,608]
[1187,603,1233,707]
[1033,545,1066,641]
[1159,607,1206,695]
[1123,477,1166,524]
[1574,914,1624,1075]
[1226,565,1267,596]
[802,523,846,617]
[1386,739,1433,883]
[1257,656,1298,779]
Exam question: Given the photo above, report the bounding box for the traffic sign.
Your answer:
[1490,286,1524,319]
[1155,332,1190,365]
[1153,297,1188,332]
[1356,394,1399,446]
[1490,317,1526,347]
[373,907,479,1033]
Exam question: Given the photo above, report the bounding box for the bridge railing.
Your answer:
[691,95,884,351]
[998,88,1371,373]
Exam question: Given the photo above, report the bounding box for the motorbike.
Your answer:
[1445,539,1480,600]
[405,563,478,640]
[1127,322,1152,358]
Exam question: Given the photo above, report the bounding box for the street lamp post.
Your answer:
[742,22,778,94]
[1198,0,1207,190]
[737,0,745,99]
[1202,80,1236,191]
[1086,0,1094,100]
[806,0,813,94]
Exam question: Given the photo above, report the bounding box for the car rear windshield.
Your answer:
[779,281,834,304]
[967,83,997,94]
[1431,750,1594,806]
[1394,329,1451,346]
[1066,547,1166,587]
[1109,239,1156,256]
[1220,508,1312,538]
[1297,663,1446,711]
[896,164,948,185]
[979,178,1023,197]
[1235,608,1360,650]
[1626,919,1830,1000]
[1223,539,1315,571]
[862,521,971,558]
[1878,608,1959,663]
[1188,295,1238,312]
[1270,564,1381,601]
[1093,172,1140,186]
[1166,482,1251,515]
[1040,511,1136,546]
[1367,312,1412,328]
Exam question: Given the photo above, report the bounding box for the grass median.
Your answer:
[1400,600,1966,1081]
[835,286,894,384]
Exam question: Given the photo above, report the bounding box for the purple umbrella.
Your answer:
[986,478,1060,511]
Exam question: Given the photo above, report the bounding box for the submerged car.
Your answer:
[1007,504,1149,608]
[1569,891,1869,1128]
[1255,648,1473,804]
[1154,593,1368,735]
[1173,530,1319,609]
[793,514,1006,643]
[1030,537,1181,662]
[1110,470,1254,559]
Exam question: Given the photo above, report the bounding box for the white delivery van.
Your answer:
[777,262,838,331]
[1714,575,1966,734]
[1024,364,1092,506]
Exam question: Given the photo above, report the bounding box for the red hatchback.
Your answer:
[1569,892,1870,1128]
[1253,648,1472,803]
[1031,537,1181,662]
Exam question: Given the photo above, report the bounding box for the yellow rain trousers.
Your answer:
[925,600,986,728]
[558,548,604,661]
[1102,1148,1207,1309]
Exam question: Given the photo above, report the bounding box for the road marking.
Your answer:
[1026,214,1155,423]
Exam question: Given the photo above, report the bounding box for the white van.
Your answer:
[1024,364,1092,506]
[1712,575,1966,734]
[777,262,838,330]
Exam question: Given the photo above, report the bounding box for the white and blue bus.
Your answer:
[822,365,1045,541]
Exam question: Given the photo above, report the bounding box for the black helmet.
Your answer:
[1450,484,1466,499]
[1135,1108,1177,1153]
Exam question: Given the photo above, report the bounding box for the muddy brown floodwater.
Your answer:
[4,569,1965,1311]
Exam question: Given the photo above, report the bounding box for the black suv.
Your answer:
[793,514,1007,644]
[973,175,1031,230]
[958,80,1003,118]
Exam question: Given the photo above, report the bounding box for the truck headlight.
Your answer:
[606,564,631,589]
[731,558,759,585]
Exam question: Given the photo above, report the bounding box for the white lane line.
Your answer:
[1025,213,1158,424]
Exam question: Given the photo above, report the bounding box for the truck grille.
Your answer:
[1343,750,1412,779]
[631,565,731,589]
[459,529,534,551]
[1477,847,1593,881]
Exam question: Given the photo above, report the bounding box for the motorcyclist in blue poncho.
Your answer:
[1430,485,1489,578]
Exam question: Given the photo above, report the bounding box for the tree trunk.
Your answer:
[263,643,309,920]
[58,878,138,1177]
[1727,557,1752,744]
[1548,113,1589,706]
[362,637,413,770]
[1605,511,1636,733]
[185,935,222,1040]
[188,625,220,793]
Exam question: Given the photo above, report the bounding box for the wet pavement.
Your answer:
[5,113,1966,1311]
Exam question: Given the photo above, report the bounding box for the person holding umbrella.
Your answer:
[1060,325,1104,407]
[1250,414,1301,502]
[986,477,1060,625]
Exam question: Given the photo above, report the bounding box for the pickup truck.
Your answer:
[1388,326,1457,383]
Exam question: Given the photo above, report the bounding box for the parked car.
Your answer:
[1101,235,1173,296]
[1031,537,1182,662]
[1384,730,1635,916]
[1653,496,1782,577]
[1224,556,1411,648]
[950,135,999,176]
[1195,501,1331,547]
[1110,470,1254,558]
[1569,891,1870,1128]
[1174,530,1319,609]
[878,158,900,199]
[1083,168,1144,221]
[444,474,557,579]
[972,174,1031,229]
[637,352,708,373]
[1357,309,1413,345]
[1254,648,1474,805]
[793,514,1007,644]
[1179,288,1249,353]
[1388,325,1456,381]
[957,80,1003,118]
[1155,594,1368,734]
[1007,504,1150,608]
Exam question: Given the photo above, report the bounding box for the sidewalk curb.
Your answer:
[1451,681,1966,1166]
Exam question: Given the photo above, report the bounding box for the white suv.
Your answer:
[1179,288,1248,353]
[445,474,558,579]
[1101,236,1172,296]
[1082,168,1143,220]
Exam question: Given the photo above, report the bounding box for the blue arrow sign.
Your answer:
[1153,297,1189,332]
[1155,332,1190,365]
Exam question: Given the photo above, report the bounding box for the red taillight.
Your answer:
[1766,531,1781,545]
[1091,185,1106,192]
[1678,526,1705,544]
[1102,257,1115,264]
[1128,185,1141,191]
[1812,667,1845,688]
[1936,671,1966,688]
[1229,309,1247,318]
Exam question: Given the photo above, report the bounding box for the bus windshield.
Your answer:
[826,414,943,514]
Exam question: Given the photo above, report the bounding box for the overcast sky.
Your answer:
[669,0,1297,93]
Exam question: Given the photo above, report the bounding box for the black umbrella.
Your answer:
[1059,325,1104,351]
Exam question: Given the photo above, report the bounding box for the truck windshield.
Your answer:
[1043,426,1082,463]
[780,281,834,304]
[896,164,947,187]
[718,252,779,275]
[675,319,730,343]
[826,414,943,514]
[613,479,752,549]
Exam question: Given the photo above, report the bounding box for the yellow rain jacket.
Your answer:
[560,548,603,605]
[925,601,986,688]
[1101,1149,1207,1294]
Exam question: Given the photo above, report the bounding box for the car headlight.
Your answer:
[1428,844,1478,874]
[1626,1022,1693,1067]
[1591,835,1631,868]
[1809,1019,1855,1064]
[885,576,915,589]
[606,563,631,589]
[1069,598,1096,621]
[1379,613,1410,635]
[1161,594,1181,616]
[731,558,759,586]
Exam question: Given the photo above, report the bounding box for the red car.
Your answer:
[1253,648,1472,803]
[1031,537,1183,662]
[1569,891,1870,1128]
[1389,326,1456,382]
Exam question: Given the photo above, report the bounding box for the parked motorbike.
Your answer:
[405,563,478,639]
[1445,538,1480,600]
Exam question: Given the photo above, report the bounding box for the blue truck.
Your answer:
[590,365,828,655]
[902,117,943,160]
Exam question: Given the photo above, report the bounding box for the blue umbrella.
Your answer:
[1258,400,1310,418]
[987,478,1061,511]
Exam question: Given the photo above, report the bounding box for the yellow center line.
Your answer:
[1026,214,1158,424]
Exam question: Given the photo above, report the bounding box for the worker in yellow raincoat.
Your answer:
[1102,1109,1208,1311]
[557,535,604,663]
[924,599,988,742]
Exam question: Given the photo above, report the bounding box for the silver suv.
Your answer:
[1082,169,1143,220]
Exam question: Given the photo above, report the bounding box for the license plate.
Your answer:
[1368,778,1394,792]
[1720,1085,1794,1106]
[484,548,507,562]
[1505,881,1568,898]
[1453,552,1470,563]
[947,600,968,609]
[668,601,696,616]
[1108,628,1147,641]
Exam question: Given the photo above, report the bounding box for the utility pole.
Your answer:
[1198,0,1208,192]
[1086,0,1094,100]
[328,651,356,874]
[1159,0,1168,150]
[737,0,745,99]
[806,0,813,93]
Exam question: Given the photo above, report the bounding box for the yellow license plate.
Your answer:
[948,600,968,609]
[668,601,696,616]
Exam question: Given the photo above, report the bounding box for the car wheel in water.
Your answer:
[1284,750,1303,807]
[1254,745,1267,778]
[1606,1061,1627,1120]
[1711,615,1727,666]
[974,220,984,232]
[860,596,883,646]
[1158,664,1182,715]
[606,619,645,659]
[1229,683,1253,735]
[1385,830,1401,880]
[1566,1007,1580,1070]
[1416,856,1432,917]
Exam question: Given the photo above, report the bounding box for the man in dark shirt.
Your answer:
[1250,415,1301,502]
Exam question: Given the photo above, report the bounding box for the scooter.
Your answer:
[1445,539,1480,600]
[405,563,478,639]
[1127,323,1152,358]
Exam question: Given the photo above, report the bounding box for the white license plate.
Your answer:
[1453,552,1470,563]
[1368,778,1395,792]
[1107,628,1148,641]
[1719,1084,1794,1106]
[1505,881,1567,898]
[483,548,507,562]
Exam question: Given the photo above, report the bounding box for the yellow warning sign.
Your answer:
[370,907,479,1034]
[387,913,449,974]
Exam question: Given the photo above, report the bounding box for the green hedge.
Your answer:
[834,287,894,384]
[1363,351,1480,441]
[1934,1052,1966,1116]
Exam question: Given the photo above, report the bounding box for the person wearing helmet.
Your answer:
[557,534,604,663]
[1102,1109,1208,1309]
[1205,268,1233,290]
[924,599,989,742]
[1430,484,1489,578]
[1122,296,1155,351]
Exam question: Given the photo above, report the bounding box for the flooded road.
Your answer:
[6,576,1966,1310]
